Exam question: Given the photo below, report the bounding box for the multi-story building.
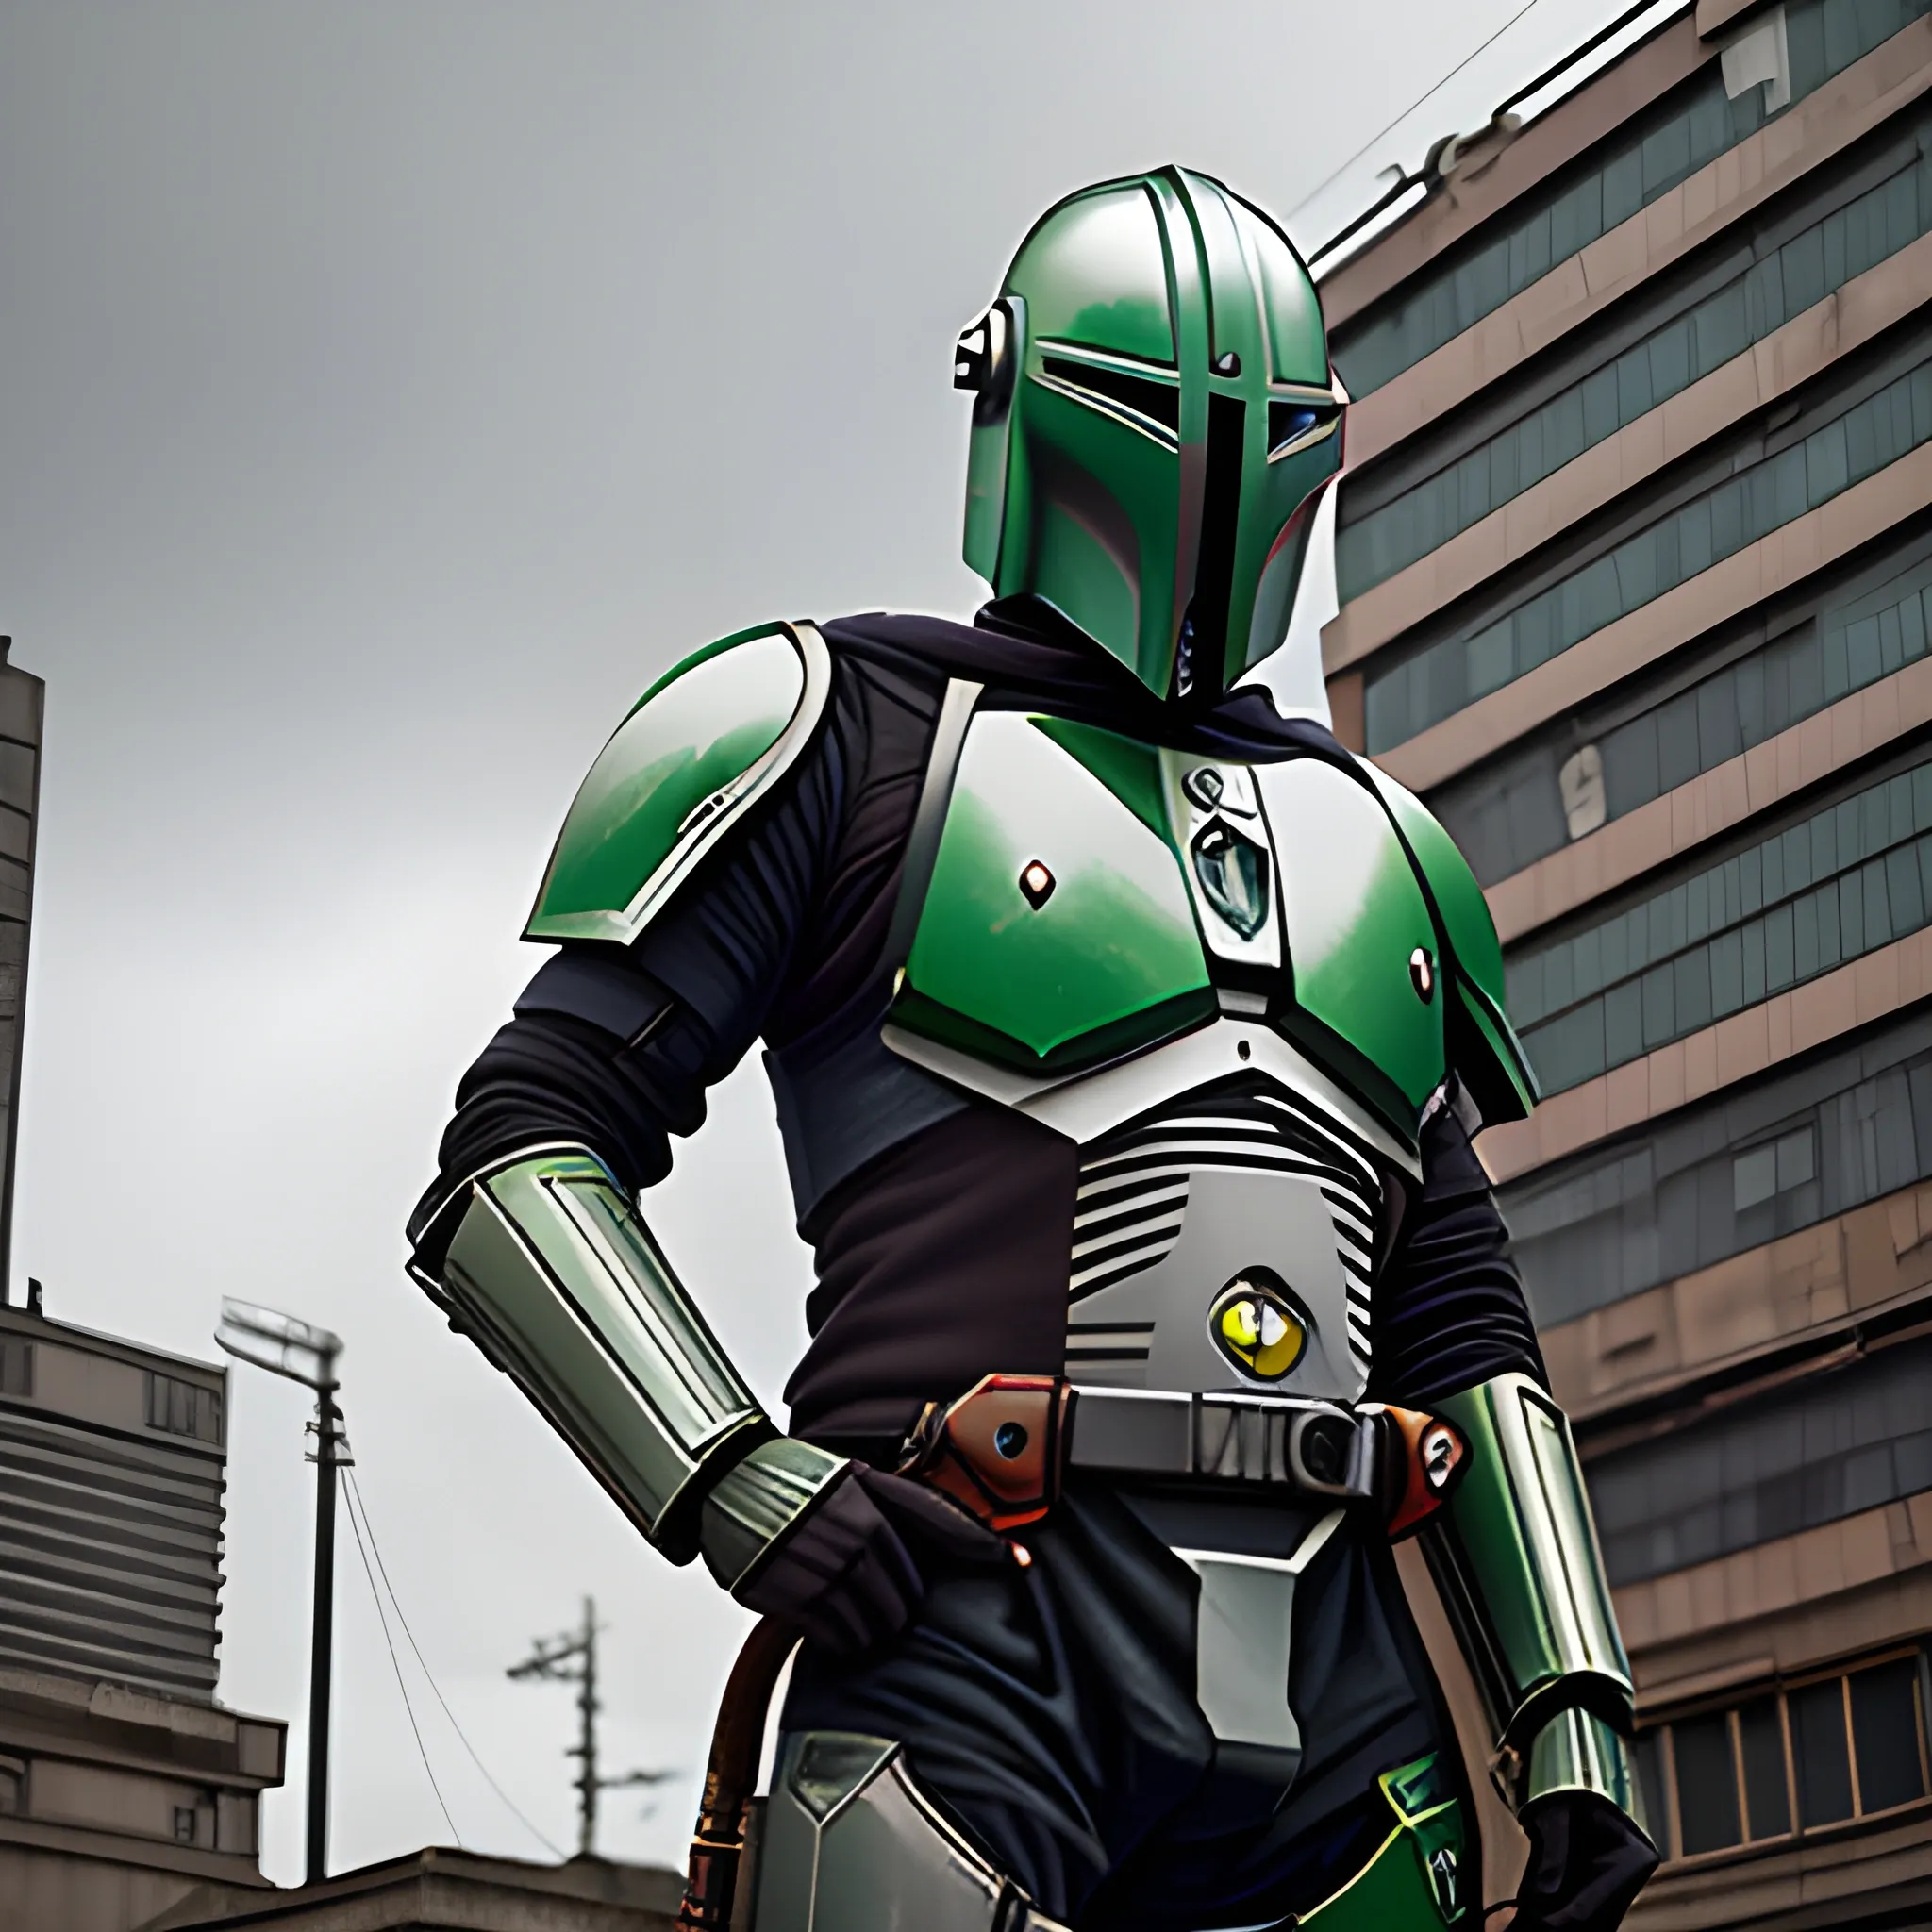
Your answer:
[0,1293,288,1930]
[0,646,289,1931]
[1318,1,1932,1924]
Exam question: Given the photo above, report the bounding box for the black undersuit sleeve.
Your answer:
[1367,1098,1548,1409]
[407,663,858,1249]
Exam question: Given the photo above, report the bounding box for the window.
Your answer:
[147,1373,223,1445]
[1732,1126,1816,1248]
[1641,1649,1931,1860]
[1338,118,1932,599]
[1329,0,1932,399]
[1502,1005,1932,1328]
[1733,1124,1819,1245]
[1507,750,1932,1097]
[173,1806,196,1843]
[1434,535,1932,886]
[0,1337,30,1398]
[1675,1709,1743,1853]
[1740,1696,1793,1840]
[1585,1333,1932,1586]
[1366,350,1932,751]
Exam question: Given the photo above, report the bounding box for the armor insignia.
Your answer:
[1208,1272,1309,1381]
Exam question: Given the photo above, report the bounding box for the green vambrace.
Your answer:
[1423,1373,1650,1832]
[410,1149,844,1573]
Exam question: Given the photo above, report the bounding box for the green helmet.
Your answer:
[958,166,1341,703]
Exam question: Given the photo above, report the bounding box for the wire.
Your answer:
[1296,0,1548,243]
[341,1477,462,1846]
[345,1470,567,1859]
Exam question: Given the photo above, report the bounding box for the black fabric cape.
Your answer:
[823,599,1362,770]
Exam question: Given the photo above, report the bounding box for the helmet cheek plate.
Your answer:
[958,166,1341,703]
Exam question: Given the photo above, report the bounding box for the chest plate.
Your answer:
[889,707,1447,1136]
[891,711,1216,1072]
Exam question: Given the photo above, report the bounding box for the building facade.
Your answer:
[1320,2,1932,1924]
[0,636,42,1303]
[0,1293,290,1930]
[0,645,288,1930]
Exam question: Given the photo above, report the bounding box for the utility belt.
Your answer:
[896,1374,1467,1541]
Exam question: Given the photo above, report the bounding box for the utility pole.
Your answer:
[302,1380,350,1884]
[215,1299,349,1887]
[508,1597,669,1855]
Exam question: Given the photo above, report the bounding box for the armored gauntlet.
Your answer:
[408,1147,844,1574]
[1421,1373,1647,1829]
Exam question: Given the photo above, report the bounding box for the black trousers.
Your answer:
[781,1476,1465,1929]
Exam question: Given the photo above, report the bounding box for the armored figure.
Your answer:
[408,169,1658,1930]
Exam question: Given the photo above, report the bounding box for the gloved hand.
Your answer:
[702,1447,1008,1655]
[1509,1790,1658,1932]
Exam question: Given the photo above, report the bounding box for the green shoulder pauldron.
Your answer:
[526,620,832,946]
[1362,763,1539,1127]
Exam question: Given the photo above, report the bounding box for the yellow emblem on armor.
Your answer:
[1208,1274,1308,1381]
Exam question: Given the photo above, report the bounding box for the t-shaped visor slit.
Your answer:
[1178,393,1247,698]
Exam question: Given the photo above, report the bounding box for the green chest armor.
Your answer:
[887,703,1472,1144]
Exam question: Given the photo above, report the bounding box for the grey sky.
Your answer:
[0,0,1624,1880]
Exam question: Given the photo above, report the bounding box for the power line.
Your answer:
[341,1475,460,1846]
[345,1470,567,1860]
[1294,0,1550,256]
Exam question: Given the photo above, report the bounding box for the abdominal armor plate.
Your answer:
[1065,1074,1380,1403]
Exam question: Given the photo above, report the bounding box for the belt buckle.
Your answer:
[1286,1405,1373,1500]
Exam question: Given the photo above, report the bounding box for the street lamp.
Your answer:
[216,1297,347,1887]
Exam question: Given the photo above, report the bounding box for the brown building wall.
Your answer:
[1377,439,1932,795]
[1338,18,1932,470]
[1324,6,1932,1920]
[1326,232,1932,675]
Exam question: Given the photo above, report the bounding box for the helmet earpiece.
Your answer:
[954,300,1017,427]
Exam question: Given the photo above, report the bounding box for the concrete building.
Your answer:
[0,1281,291,1930]
[0,636,42,1293]
[0,643,290,1930]
[138,1847,681,1932]
[1320,1,1932,1924]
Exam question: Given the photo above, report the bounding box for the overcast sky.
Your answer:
[0,0,1636,1884]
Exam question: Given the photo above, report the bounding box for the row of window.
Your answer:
[1587,1333,1931,1583]
[1504,1008,1932,1325]
[1365,350,1932,750]
[1329,0,1928,400]
[1520,830,1932,1093]
[1510,755,1932,1093]
[1631,1648,1929,1861]
[147,1372,223,1445]
[1433,531,1932,887]
[1338,120,1932,601]
[1510,756,1932,1028]
[0,1349,220,1440]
